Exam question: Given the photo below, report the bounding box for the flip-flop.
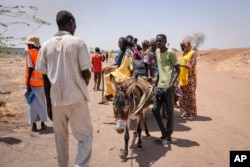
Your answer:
[178,115,184,119]
[178,115,189,119]
[98,99,109,105]
[187,116,195,121]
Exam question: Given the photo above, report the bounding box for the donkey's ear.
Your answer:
[110,74,118,94]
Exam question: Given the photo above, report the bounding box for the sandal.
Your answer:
[178,114,189,119]
[106,94,113,99]
[107,97,113,101]
[98,99,109,105]
[41,122,47,130]
[187,116,195,121]
[31,123,38,132]
[178,114,185,118]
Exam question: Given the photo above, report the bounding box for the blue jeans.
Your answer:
[152,87,174,137]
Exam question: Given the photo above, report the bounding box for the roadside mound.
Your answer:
[177,47,250,77]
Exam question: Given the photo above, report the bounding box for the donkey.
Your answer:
[110,74,154,160]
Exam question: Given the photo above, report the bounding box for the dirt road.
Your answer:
[0,49,250,167]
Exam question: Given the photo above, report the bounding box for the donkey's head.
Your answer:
[110,75,135,134]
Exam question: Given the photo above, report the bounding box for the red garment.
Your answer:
[91,53,103,73]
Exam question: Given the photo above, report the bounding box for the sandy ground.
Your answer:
[0,48,250,167]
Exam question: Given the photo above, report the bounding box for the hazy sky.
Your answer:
[2,0,250,51]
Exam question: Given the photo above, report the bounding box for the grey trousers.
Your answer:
[53,96,93,167]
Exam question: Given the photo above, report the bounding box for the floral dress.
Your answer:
[144,49,158,78]
[179,50,197,118]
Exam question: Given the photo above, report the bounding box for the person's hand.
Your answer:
[47,106,53,121]
[168,82,175,89]
[180,65,189,69]
[184,65,190,69]
[102,66,116,74]
[27,85,32,92]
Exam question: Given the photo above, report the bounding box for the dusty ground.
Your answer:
[0,47,250,167]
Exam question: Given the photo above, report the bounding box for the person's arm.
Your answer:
[179,64,189,69]
[102,54,105,62]
[26,52,34,91]
[27,67,34,91]
[43,74,52,121]
[169,52,180,88]
[91,56,94,72]
[144,52,150,77]
[82,69,91,86]
[169,64,180,88]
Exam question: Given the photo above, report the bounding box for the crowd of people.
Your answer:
[24,10,197,167]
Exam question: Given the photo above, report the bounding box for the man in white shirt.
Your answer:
[36,10,93,167]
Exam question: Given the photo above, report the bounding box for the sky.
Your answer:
[2,0,250,51]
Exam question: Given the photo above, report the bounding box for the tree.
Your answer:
[0,5,50,47]
[185,32,206,50]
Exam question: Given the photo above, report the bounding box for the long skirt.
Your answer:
[179,73,197,117]
[27,86,47,124]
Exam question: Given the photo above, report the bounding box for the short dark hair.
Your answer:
[126,35,133,40]
[119,37,128,45]
[149,38,156,45]
[126,35,134,47]
[56,10,75,27]
[156,34,167,42]
[95,47,100,53]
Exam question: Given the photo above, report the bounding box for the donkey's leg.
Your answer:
[143,111,151,137]
[136,117,143,150]
[120,125,129,159]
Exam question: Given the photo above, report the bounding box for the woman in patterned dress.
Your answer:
[179,40,197,120]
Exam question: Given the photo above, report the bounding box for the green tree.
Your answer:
[185,32,206,51]
[0,5,50,47]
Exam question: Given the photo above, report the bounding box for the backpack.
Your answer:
[132,58,147,77]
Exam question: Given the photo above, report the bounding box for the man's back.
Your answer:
[92,53,103,73]
[37,31,92,106]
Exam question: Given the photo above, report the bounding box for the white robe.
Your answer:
[27,86,47,124]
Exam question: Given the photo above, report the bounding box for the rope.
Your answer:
[130,84,153,118]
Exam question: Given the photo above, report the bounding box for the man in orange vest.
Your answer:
[24,35,47,131]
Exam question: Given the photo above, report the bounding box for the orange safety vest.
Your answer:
[25,50,44,87]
